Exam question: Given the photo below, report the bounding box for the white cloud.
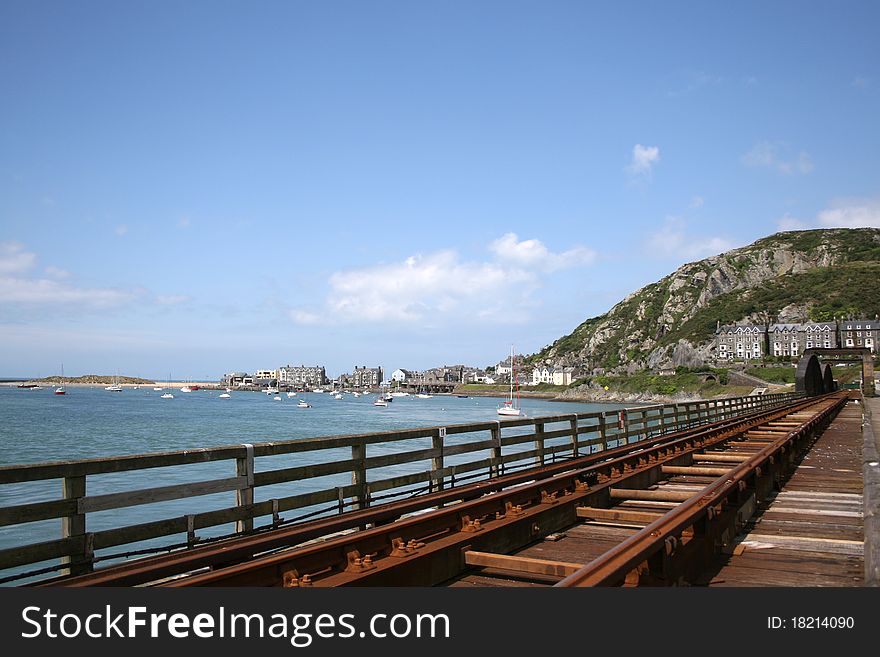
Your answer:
[178,216,192,229]
[777,214,809,231]
[289,309,322,325]
[646,217,736,261]
[0,277,133,307]
[156,294,192,305]
[0,242,177,314]
[627,144,660,177]
[852,76,870,89]
[44,266,71,279]
[689,196,704,209]
[817,199,880,228]
[772,199,880,232]
[115,224,128,237]
[489,233,596,272]
[292,234,597,325]
[0,242,37,274]
[742,142,813,175]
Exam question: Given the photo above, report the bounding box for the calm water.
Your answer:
[0,385,625,583]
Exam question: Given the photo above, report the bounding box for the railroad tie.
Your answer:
[608,488,695,502]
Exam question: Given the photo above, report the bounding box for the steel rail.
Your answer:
[555,392,849,587]
[42,398,808,587]
[155,395,835,587]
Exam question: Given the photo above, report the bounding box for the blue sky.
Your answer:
[1,1,878,379]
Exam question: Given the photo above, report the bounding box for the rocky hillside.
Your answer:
[533,228,880,374]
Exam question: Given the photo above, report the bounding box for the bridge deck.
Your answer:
[448,398,869,587]
[702,400,864,586]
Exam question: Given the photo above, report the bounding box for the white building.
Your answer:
[391,369,418,383]
[278,364,326,387]
[552,367,575,386]
[531,366,552,385]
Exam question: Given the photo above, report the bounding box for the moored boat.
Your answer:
[497,345,522,417]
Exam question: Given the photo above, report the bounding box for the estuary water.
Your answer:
[0,385,626,583]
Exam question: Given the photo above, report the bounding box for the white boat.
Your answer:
[334,393,343,400]
[161,373,174,399]
[373,398,388,407]
[153,386,164,391]
[54,364,66,395]
[416,393,433,399]
[273,395,282,401]
[219,392,231,398]
[180,386,193,393]
[297,399,311,408]
[390,391,409,398]
[287,391,297,398]
[352,392,360,398]
[497,345,522,417]
[265,386,279,395]
[105,371,123,391]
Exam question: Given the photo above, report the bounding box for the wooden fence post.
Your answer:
[535,421,545,467]
[431,427,445,492]
[61,475,90,575]
[570,415,579,458]
[490,421,502,477]
[351,440,368,509]
[236,443,255,534]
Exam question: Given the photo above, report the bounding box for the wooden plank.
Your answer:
[364,447,439,469]
[499,431,540,448]
[609,488,694,502]
[0,536,84,570]
[661,466,731,476]
[367,470,433,494]
[79,475,249,513]
[255,459,357,486]
[442,439,496,457]
[697,453,751,463]
[0,498,77,527]
[576,506,663,523]
[736,534,864,556]
[0,446,247,484]
[464,550,584,577]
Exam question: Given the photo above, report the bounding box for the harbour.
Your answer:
[0,384,628,584]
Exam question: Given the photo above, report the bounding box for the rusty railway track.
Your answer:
[44,393,847,587]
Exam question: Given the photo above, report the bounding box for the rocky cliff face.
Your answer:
[534,228,880,374]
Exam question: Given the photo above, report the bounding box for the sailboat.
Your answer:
[105,371,123,392]
[54,364,66,395]
[161,373,174,399]
[497,345,522,416]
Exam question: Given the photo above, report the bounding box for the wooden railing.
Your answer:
[0,391,803,582]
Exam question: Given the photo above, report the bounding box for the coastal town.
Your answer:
[211,316,877,394]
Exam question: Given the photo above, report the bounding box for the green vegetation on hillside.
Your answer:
[532,228,880,373]
[667,261,880,344]
[32,375,156,384]
[590,370,748,398]
[745,367,796,384]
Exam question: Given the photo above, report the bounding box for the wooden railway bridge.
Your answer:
[1,389,877,587]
